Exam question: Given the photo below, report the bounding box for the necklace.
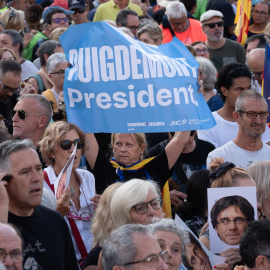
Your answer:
[70,173,79,197]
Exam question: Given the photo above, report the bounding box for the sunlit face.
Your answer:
[168,15,188,33]
[129,190,163,225]
[49,13,69,31]
[202,16,224,42]
[215,206,248,245]
[52,129,83,174]
[1,50,15,61]
[155,231,182,270]
[113,133,145,166]
[193,43,209,59]
[185,243,212,270]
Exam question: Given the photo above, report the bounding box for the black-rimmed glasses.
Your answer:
[50,69,65,77]
[0,80,21,93]
[238,110,269,119]
[203,21,224,28]
[121,250,169,266]
[132,197,162,215]
[122,24,139,31]
[0,249,23,263]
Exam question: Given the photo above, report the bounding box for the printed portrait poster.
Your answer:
[175,214,225,270]
[208,187,257,254]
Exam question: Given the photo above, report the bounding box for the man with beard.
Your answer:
[0,60,22,135]
[200,10,245,71]
[207,90,270,169]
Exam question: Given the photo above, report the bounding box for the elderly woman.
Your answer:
[137,22,163,45]
[28,40,64,93]
[248,161,270,219]
[39,121,96,263]
[83,179,163,269]
[85,131,190,194]
[42,52,68,109]
[196,57,223,112]
[151,218,189,270]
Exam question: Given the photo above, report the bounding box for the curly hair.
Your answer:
[39,121,85,166]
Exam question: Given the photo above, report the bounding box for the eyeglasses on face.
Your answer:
[203,21,224,29]
[0,80,21,93]
[12,109,37,120]
[50,69,65,77]
[72,8,86,14]
[0,249,24,263]
[60,139,85,150]
[52,17,69,24]
[122,250,169,266]
[238,110,269,119]
[217,217,247,226]
[253,10,269,16]
[122,24,139,31]
[195,48,208,54]
[132,197,162,215]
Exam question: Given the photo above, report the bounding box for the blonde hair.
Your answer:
[91,182,122,247]
[137,22,163,45]
[110,179,161,227]
[49,27,68,41]
[0,48,17,60]
[210,158,252,188]
[39,121,85,166]
[248,161,270,206]
[0,8,24,32]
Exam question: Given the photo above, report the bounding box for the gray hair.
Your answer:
[46,52,67,74]
[0,139,35,172]
[18,94,52,128]
[151,218,189,257]
[102,224,153,270]
[196,57,217,91]
[235,90,267,111]
[166,2,187,20]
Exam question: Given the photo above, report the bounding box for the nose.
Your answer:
[12,111,18,122]
[4,253,13,266]
[228,220,237,229]
[158,256,168,270]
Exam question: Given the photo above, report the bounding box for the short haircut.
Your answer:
[1,29,24,56]
[166,2,187,20]
[215,63,251,102]
[116,9,138,26]
[110,179,161,228]
[39,121,85,166]
[151,218,189,256]
[0,139,35,172]
[196,57,217,91]
[18,94,52,128]
[102,224,153,270]
[44,9,65,25]
[235,89,267,111]
[46,52,67,74]
[211,195,255,229]
[245,33,267,49]
[137,22,163,44]
[0,222,24,248]
[37,40,62,67]
[191,41,207,47]
[240,220,270,268]
[0,58,21,79]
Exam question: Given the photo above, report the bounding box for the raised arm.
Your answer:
[165,131,190,170]
[84,133,100,171]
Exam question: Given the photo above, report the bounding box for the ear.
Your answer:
[220,86,228,98]
[233,110,241,123]
[48,73,52,79]
[38,116,47,128]
[44,53,49,63]
[255,255,269,270]
[140,144,146,155]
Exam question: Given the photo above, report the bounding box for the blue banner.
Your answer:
[60,22,216,133]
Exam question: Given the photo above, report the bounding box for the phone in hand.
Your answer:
[2,174,13,183]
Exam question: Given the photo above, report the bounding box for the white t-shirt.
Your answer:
[198,111,270,148]
[206,141,270,169]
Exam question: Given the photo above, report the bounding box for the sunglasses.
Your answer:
[60,139,85,150]
[52,17,69,24]
[0,80,21,93]
[72,8,86,14]
[203,21,224,29]
[12,109,35,120]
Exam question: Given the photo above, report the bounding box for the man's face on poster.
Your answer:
[215,206,248,245]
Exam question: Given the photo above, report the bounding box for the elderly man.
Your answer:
[161,2,206,44]
[116,9,139,36]
[102,224,168,270]
[240,220,270,270]
[0,59,21,135]
[69,0,89,25]
[0,139,79,270]
[200,10,245,71]
[6,0,29,11]
[248,2,270,37]
[0,222,23,270]
[207,90,270,169]
[211,196,255,246]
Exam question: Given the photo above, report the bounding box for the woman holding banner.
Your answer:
[85,131,190,195]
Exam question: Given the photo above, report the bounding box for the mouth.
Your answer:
[30,187,41,195]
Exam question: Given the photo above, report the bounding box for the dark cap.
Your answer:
[68,0,87,10]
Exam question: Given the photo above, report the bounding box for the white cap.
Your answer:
[200,10,224,23]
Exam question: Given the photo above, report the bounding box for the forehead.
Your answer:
[154,230,182,244]
[52,12,66,19]
[61,128,80,139]
[114,133,137,143]
[53,62,68,71]
[0,226,22,249]
[203,16,223,24]
[242,98,267,111]
[194,43,207,49]
[169,15,187,22]
[127,14,139,23]
[15,98,39,110]
[218,205,246,218]
[231,76,251,87]
[254,3,269,11]
[0,34,12,42]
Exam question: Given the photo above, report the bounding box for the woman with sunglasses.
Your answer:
[39,121,96,264]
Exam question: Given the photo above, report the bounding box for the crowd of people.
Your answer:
[1,0,270,269]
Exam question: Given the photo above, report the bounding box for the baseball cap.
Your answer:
[200,10,223,23]
[42,6,74,21]
[68,0,88,10]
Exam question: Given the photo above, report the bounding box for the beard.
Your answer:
[208,30,224,42]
